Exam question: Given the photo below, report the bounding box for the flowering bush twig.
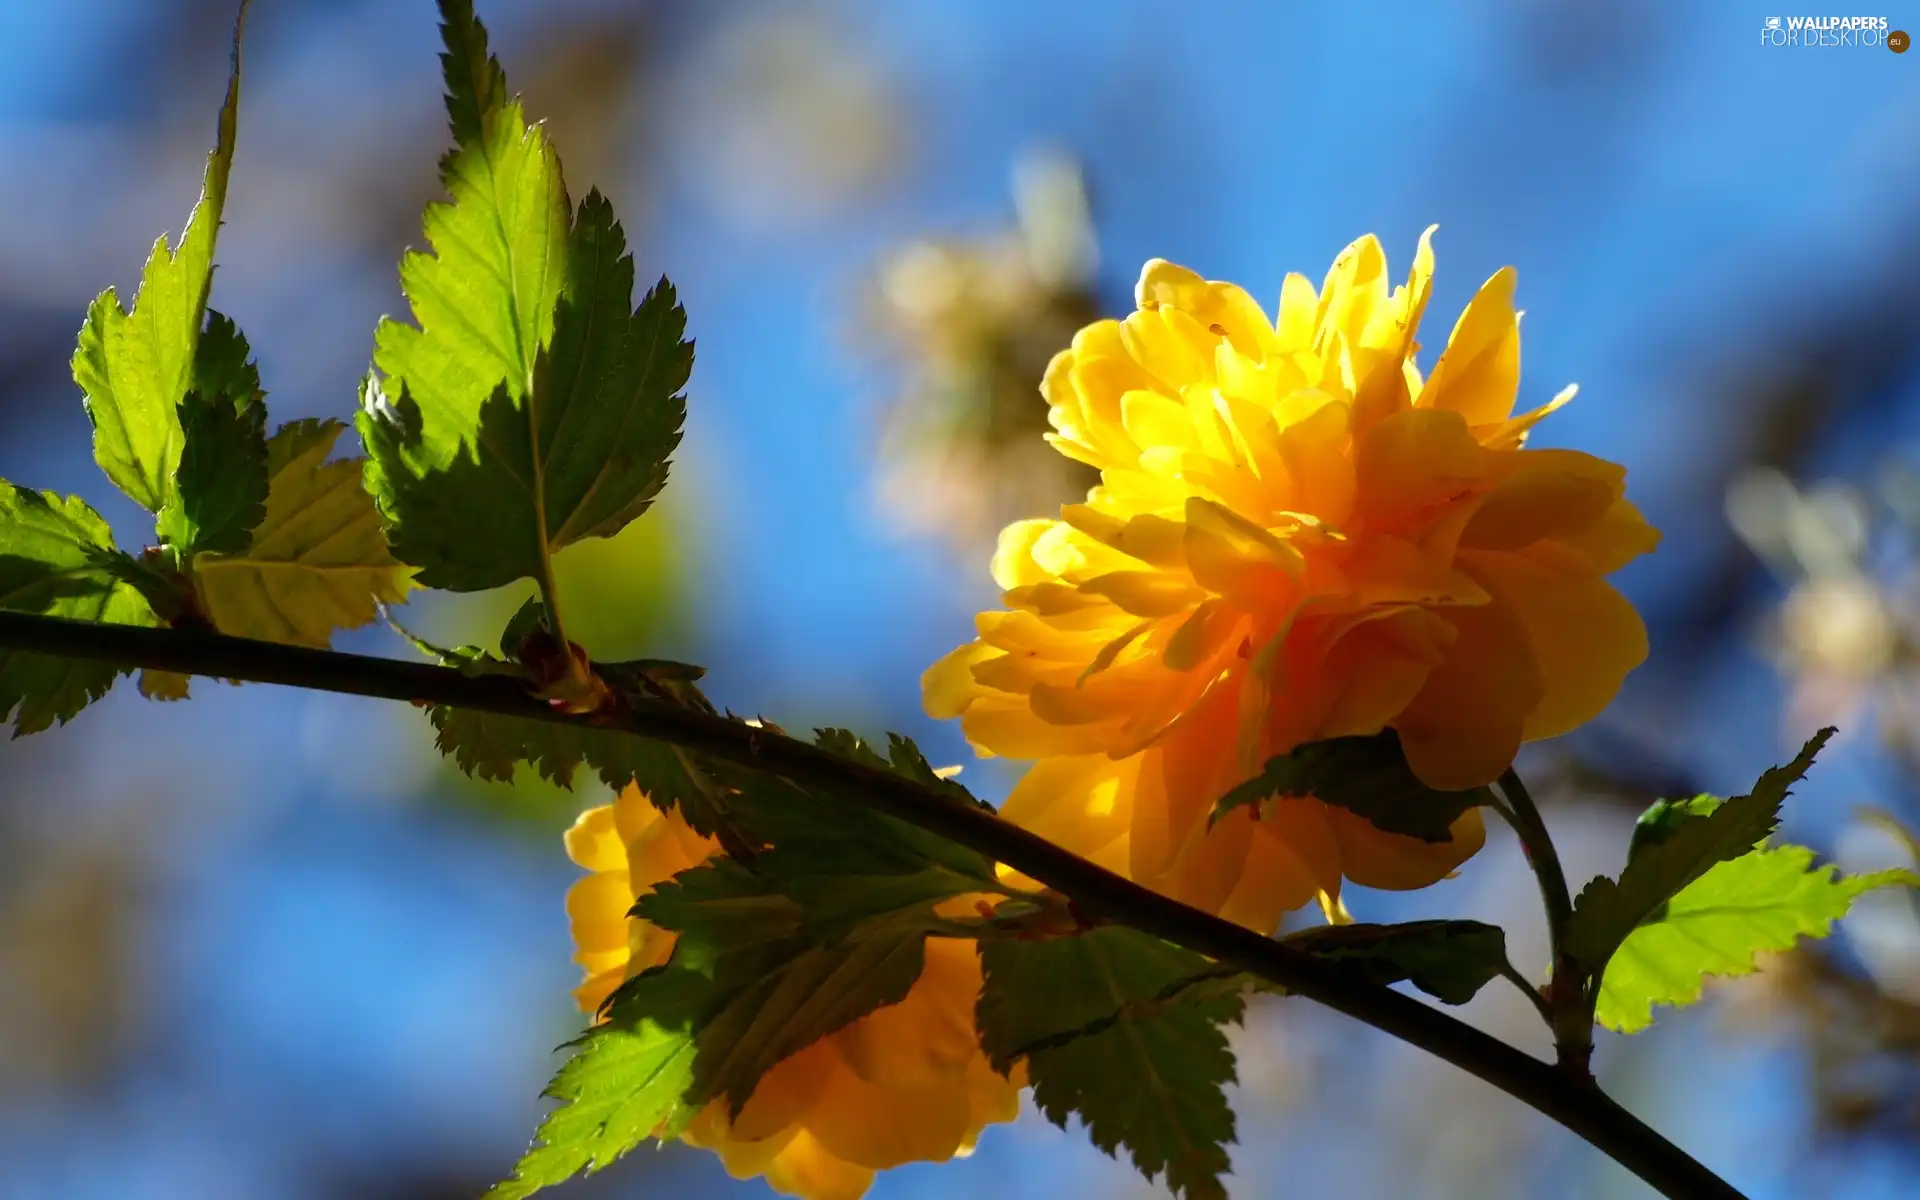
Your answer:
[2,4,1914,1199]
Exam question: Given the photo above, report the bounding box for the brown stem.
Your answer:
[0,611,1742,1200]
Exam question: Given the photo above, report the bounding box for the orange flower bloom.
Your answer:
[564,787,1021,1200]
[924,231,1659,927]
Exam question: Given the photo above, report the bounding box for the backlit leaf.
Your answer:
[0,485,158,733]
[360,2,690,593]
[1597,845,1919,1033]
[1567,729,1833,992]
[492,857,938,1197]
[192,419,413,647]
[71,9,246,513]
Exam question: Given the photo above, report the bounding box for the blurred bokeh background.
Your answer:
[2,1,1919,1196]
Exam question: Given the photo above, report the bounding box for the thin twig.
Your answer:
[1499,958,1555,1026]
[0,611,1741,1200]
[1496,766,1593,1076]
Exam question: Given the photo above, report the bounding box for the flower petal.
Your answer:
[1534,496,1662,575]
[732,1040,837,1142]
[836,939,983,1088]
[1354,407,1487,529]
[1422,266,1520,426]
[1323,805,1486,891]
[1394,596,1544,789]
[1463,549,1649,740]
[1215,802,1337,933]
[565,872,635,951]
[563,804,624,872]
[999,754,1135,861]
[990,519,1059,590]
[1137,258,1277,358]
[760,1129,876,1200]
[1316,608,1452,738]
[922,642,997,719]
[805,1056,975,1171]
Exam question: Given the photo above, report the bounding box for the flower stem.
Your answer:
[1499,958,1554,1026]
[0,611,1742,1200]
[1495,766,1593,1076]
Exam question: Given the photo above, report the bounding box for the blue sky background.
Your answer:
[1,2,1918,1197]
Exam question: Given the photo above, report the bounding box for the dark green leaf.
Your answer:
[192,310,263,410]
[631,861,931,1116]
[1215,729,1490,842]
[773,729,998,874]
[534,204,689,548]
[978,929,1240,1200]
[0,485,159,733]
[494,858,935,1196]
[156,388,268,556]
[1282,920,1509,1005]
[384,608,517,679]
[358,0,567,592]
[498,594,550,657]
[423,634,729,834]
[1567,729,1835,989]
[361,6,688,594]
[1628,793,1720,857]
[363,234,689,593]
[428,705,601,787]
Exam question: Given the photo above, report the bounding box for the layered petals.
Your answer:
[925,232,1659,931]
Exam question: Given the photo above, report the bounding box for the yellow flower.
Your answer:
[564,787,1021,1200]
[924,230,1659,927]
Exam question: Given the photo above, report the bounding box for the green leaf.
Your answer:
[529,203,689,549]
[156,388,268,557]
[714,736,1005,942]
[1215,729,1490,843]
[1597,845,1919,1033]
[0,485,159,734]
[70,11,246,513]
[637,862,934,1112]
[391,0,564,411]
[384,608,518,678]
[498,594,550,659]
[1282,920,1510,1005]
[192,311,264,410]
[755,729,999,881]
[977,928,1241,1200]
[359,0,566,592]
[493,858,933,1196]
[428,705,609,787]
[363,211,690,593]
[420,605,730,833]
[360,5,689,595]
[426,656,721,813]
[1567,729,1835,989]
[486,1019,696,1200]
[191,419,414,647]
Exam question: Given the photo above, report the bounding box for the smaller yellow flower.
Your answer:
[564,786,1021,1200]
